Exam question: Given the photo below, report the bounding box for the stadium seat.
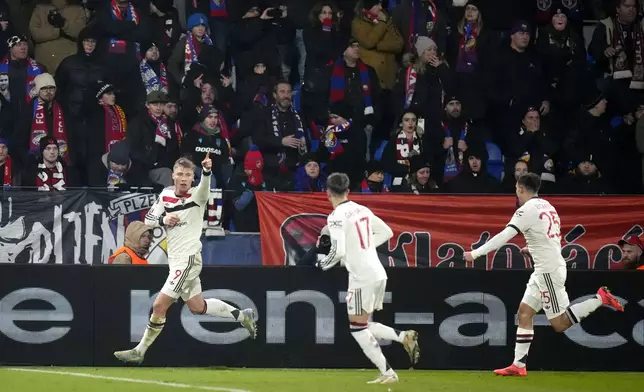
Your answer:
[486,141,504,181]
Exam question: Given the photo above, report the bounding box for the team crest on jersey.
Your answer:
[537,0,552,11]
[514,210,524,217]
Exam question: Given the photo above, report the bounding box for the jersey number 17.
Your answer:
[355,217,371,250]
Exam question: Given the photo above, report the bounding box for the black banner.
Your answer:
[0,190,224,264]
[0,265,642,370]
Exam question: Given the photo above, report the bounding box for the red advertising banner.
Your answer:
[256,193,644,269]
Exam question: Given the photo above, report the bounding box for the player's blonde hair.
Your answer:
[173,157,196,172]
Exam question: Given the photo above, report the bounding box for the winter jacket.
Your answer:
[181,123,232,169]
[302,24,344,92]
[29,0,86,73]
[442,148,501,194]
[126,112,180,171]
[109,221,151,264]
[55,28,108,118]
[392,0,448,54]
[230,16,294,81]
[351,13,404,89]
[168,35,213,85]
[559,171,614,195]
[95,1,151,68]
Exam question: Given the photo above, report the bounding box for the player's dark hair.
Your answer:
[517,172,541,193]
[327,173,350,196]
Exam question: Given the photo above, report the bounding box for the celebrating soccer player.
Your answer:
[318,173,420,384]
[464,173,625,376]
[114,153,258,364]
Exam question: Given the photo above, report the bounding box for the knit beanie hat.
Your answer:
[108,141,130,166]
[414,36,436,56]
[187,13,208,30]
[34,73,56,92]
[39,136,58,155]
[199,104,218,122]
[244,145,264,171]
[409,155,431,174]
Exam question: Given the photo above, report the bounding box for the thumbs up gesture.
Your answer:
[202,152,212,171]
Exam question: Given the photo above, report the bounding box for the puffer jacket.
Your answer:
[55,27,108,118]
[351,10,404,90]
[29,0,87,73]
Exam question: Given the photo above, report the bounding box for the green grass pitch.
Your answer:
[2,367,643,392]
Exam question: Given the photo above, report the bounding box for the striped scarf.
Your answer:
[109,0,141,57]
[404,66,417,109]
[322,120,352,159]
[409,0,437,50]
[30,100,69,163]
[209,0,228,18]
[184,33,213,74]
[271,104,306,171]
[2,155,12,186]
[395,130,421,165]
[0,57,41,103]
[140,59,168,95]
[330,57,374,115]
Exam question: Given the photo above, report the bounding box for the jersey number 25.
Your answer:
[539,211,561,239]
[355,217,371,250]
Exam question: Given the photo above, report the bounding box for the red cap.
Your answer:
[618,235,644,250]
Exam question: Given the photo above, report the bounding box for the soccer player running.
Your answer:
[464,173,625,376]
[114,154,257,364]
[318,173,420,384]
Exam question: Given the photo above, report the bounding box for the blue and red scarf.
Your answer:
[271,104,306,172]
[442,120,468,181]
[322,120,352,159]
[0,56,41,103]
[409,0,437,50]
[184,32,213,74]
[109,0,141,58]
[140,59,168,95]
[209,0,228,18]
[361,179,389,193]
[330,57,374,115]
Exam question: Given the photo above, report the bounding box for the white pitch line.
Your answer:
[6,368,252,392]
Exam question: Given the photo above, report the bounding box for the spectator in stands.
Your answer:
[180,77,223,133]
[23,136,71,190]
[230,4,293,82]
[230,145,277,232]
[504,107,558,191]
[446,0,492,120]
[328,38,380,149]
[427,94,485,186]
[559,152,614,195]
[86,81,127,186]
[0,137,19,185]
[102,140,132,188]
[169,13,213,84]
[618,235,644,270]
[149,0,181,64]
[534,0,583,34]
[96,0,151,116]
[233,56,274,127]
[127,91,181,187]
[536,7,586,133]
[138,41,168,109]
[1,36,43,155]
[108,221,152,264]
[487,21,549,142]
[0,71,8,101]
[23,73,72,166]
[502,159,528,193]
[590,0,643,113]
[294,152,327,192]
[186,0,229,58]
[0,0,16,58]
[398,155,437,194]
[352,0,403,144]
[55,27,106,132]
[637,108,644,190]
[249,81,307,178]
[394,36,451,130]
[355,159,389,193]
[443,145,500,194]
[29,0,87,73]
[382,109,425,183]
[302,1,344,124]
[182,104,233,188]
[393,0,448,55]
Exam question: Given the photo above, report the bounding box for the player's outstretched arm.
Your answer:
[318,218,346,271]
[195,152,212,203]
[145,195,167,228]
[371,215,393,247]
[468,226,518,260]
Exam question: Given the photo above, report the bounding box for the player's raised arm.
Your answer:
[195,152,212,203]
[318,216,347,271]
[371,214,393,247]
[145,195,166,227]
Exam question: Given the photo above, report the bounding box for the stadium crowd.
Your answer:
[0,0,643,227]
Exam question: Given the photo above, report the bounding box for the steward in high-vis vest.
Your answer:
[109,221,153,265]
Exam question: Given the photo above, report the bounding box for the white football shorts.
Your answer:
[521,265,570,319]
[346,279,387,316]
[161,253,203,301]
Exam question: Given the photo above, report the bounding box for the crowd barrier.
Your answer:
[0,265,641,370]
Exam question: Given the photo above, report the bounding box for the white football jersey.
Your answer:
[145,171,211,263]
[507,197,566,273]
[321,201,391,287]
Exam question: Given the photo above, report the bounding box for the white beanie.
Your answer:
[34,73,56,92]
[414,36,437,56]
